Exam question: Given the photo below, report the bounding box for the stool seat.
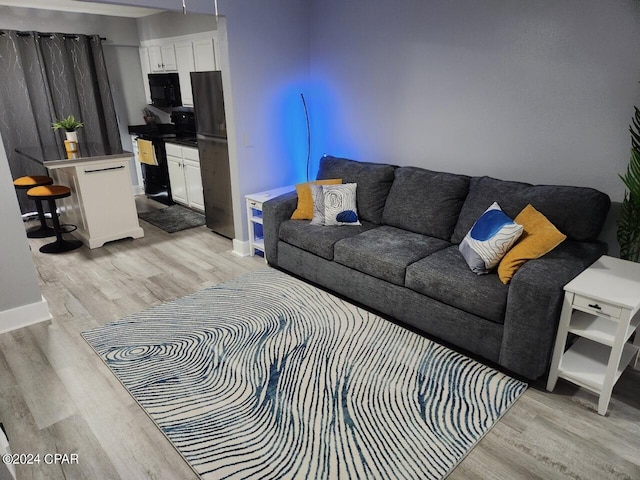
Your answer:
[13,175,53,189]
[27,185,72,200]
[14,176,56,239]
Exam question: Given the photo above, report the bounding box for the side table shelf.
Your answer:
[558,337,638,394]
[245,185,294,260]
[546,255,640,415]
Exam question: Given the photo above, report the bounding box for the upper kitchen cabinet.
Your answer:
[139,48,152,104]
[175,42,196,106]
[193,38,217,71]
[139,33,219,108]
[148,44,178,72]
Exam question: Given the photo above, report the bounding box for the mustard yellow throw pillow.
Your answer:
[498,204,567,285]
[291,179,342,220]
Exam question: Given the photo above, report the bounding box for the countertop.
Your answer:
[163,137,198,148]
[16,144,126,168]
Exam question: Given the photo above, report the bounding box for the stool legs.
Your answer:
[26,198,56,238]
[39,199,83,254]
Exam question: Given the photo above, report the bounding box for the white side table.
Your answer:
[245,185,294,260]
[547,255,640,415]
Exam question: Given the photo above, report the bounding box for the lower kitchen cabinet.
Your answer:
[46,154,144,248]
[166,142,204,212]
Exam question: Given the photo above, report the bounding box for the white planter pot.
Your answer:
[65,130,78,142]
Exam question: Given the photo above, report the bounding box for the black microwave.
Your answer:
[148,73,182,108]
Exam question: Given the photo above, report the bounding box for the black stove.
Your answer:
[129,124,173,205]
[129,112,197,206]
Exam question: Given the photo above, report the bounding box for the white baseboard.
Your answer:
[232,239,250,257]
[0,296,51,334]
[132,185,145,196]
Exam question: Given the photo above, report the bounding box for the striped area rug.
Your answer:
[82,268,526,479]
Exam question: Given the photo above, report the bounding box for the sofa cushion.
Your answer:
[317,156,396,224]
[279,220,377,260]
[451,176,610,244]
[382,167,469,240]
[405,245,509,324]
[333,225,450,286]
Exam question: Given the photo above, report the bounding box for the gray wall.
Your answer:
[0,6,147,184]
[137,10,218,41]
[218,0,311,239]
[308,0,640,202]
[0,136,43,313]
[0,6,139,45]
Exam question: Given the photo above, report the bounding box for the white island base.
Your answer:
[45,153,144,249]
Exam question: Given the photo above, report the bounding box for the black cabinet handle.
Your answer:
[84,166,125,174]
[588,303,602,310]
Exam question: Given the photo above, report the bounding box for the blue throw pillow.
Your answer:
[459,202,523,275]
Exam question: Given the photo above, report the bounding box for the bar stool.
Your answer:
[13,175,56,238]
[26,185,83,254]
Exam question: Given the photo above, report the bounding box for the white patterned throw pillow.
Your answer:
[322,183,361,226]
[459,202,523,274]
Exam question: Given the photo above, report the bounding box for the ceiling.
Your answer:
[0,0,162,18]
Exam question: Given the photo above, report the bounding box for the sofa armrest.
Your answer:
[263,191,298,266]
[500,241,607,380]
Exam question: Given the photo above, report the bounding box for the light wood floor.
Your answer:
[2,197,639,480]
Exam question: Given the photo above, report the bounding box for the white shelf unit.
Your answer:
[547,255,640,415]
[245,185,294,259]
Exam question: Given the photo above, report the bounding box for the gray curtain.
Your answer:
[0,30,121,213]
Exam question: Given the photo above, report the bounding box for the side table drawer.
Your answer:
[574,294,622,319]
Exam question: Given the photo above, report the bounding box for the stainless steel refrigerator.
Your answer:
[191,71,235,239]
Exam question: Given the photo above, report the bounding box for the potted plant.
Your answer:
[52,115,84,142]
[617,106,640,262]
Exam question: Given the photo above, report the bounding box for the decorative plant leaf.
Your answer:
[51,115,84,132]
[617,109,640,262]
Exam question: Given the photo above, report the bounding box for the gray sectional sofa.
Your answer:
[263,156,610,380]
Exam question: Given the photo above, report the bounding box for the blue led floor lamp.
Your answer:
[301,93,311,181]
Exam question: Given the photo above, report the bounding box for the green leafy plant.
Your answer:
[51,115,84,132]
[618,106,640,262]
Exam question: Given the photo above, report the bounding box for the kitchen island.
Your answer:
[16,146,144,249]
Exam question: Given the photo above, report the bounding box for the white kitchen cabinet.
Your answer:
[130,134,144,190]
[167,152,188,205]
[193,38,217,71]
[138,47,152,104]
[166,142,203,212]
[46,154,144,249]
[161,44,177,71]
[148,44,177,72]
[174,42,195,106]
[183,147,204,211]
